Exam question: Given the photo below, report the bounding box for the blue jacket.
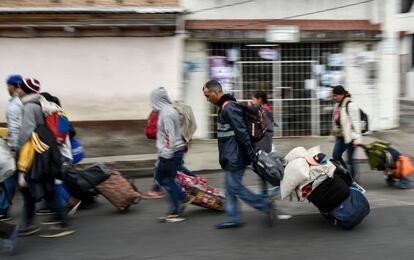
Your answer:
[217,95,257,171]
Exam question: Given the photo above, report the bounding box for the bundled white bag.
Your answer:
[0,139,16,183]
[280,158,310,199]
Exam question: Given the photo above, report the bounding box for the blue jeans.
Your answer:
[224,169,271,223]
[152,149,194,192]
[0,173,17,215]
[21,187,69,227]
[155,152,187,214]
[333,137,356,178]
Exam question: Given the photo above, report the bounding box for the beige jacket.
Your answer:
[332,97,362,144]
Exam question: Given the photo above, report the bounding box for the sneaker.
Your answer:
[157,213,186,223]
[38,225,75,238]
[142,190,165,199]
[18,225,41,237]
[0,214,12,222]
[2,224,19,254]
[215,221,243,229]
[68,200,82,217]
[41,217,61,225]
[36,208,54,216]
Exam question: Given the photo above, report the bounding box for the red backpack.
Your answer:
[45,111,70,144]
[144,111,158,139]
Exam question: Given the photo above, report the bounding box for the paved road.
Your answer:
[3,163,414,260]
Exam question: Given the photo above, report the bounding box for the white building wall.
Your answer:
[182,0,375,20]
[183,40,209,138]
[0,36,182,122]
[343,41,381,131]
[375,0,400,128]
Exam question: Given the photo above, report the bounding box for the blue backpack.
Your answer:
[70,138,85,164]
[322,186,370,230]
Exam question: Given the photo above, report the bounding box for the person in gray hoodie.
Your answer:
[16,78,74,238]
[151,87,190,223]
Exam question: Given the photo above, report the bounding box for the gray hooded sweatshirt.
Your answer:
[150,87,184,159]
[17,94,44,150]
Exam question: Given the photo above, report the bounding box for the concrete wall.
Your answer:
[183,40,209,138]
[182,0,375,20]
[375,0,400,129]
[343,41,381,131]
[0,36,182,122]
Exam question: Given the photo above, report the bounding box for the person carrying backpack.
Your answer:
[150,87,192,222]
[202,80,275,229]
[143,103,196,199]
[332,85,362,179]
[250,91,274,198]
[16,78,74,238]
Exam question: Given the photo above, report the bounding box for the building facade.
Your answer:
[0,0,183,121]
[182,0,401,138]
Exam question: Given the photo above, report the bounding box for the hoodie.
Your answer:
[150,87,184,159]
[17,94,45,150]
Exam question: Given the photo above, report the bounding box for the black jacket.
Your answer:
[217,94,257,171]
[28,124,62,201]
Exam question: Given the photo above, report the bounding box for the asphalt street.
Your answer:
[2,162,414,260]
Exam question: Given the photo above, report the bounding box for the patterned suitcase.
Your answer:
[176,172,225,211]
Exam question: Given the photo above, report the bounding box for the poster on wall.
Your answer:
[209,56,236,94]
[258,48,279,60]
[328,53,344,67]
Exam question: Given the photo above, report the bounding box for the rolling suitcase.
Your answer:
[96,171,142,212]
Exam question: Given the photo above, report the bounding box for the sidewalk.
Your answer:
[79,133,410,177]
[75,101,414,178]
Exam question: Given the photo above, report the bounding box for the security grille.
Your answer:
[207,42,343,138]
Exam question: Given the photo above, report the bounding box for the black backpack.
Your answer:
[345,101,369,134]
[222,101,267,142]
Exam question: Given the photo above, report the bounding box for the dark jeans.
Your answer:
[0,221,15,239]
[155,152,187,214]
[20,187,69,228]
[225,169,271,223]
[152,149,194,192]
[333,137,357,178]
[0,173,17,215]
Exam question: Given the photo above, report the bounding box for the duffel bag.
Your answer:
[256,150,284,186]
[322,186,370,230]
[308,175,350,212]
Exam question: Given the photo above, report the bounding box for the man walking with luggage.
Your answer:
[0,75,23,222]
[150,87,191,222]
[202,80,275,229]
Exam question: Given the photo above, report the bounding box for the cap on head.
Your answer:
[6,74,23,87]
[306,153,328,166]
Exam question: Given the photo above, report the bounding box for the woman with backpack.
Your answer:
[251,91,274,198]
[332,85,362,179]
